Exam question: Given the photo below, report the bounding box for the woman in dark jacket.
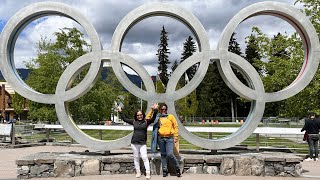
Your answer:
[117,103,158,179]
[301,112,320,161]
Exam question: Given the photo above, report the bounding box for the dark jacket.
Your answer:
[120,110,158,145]
[301,118,320,134]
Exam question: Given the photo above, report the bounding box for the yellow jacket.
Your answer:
[146,110,178,138]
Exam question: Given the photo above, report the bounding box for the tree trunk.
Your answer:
[231,98,235,122]
[235,99,238,122]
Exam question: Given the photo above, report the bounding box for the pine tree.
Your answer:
[228,32,253,121]
[171,60,179,73]
[245,33,262,73]
[180,36,197,81]
[196,63,232,117]
[156,26,170,86]
[229,33,242,56]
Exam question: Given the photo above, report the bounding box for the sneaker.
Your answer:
[176,168,182,177]
[136,170,141,178]
[305,158,313,161]
[163,169,168,177]
[315,158,319,161]
[146,171,151,180]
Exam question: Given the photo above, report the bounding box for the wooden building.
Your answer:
[0,82,28,122]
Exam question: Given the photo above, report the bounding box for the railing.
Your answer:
[34,124,305,152]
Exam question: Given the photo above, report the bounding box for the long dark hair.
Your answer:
[134,110,146,121]
[159,103,168,110]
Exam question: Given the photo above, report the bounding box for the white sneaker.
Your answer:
[146,171,151,180]
[315,158,319,161]
[305,158,313,161]
[136,170,141,178]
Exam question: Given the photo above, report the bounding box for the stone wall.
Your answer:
[16,152,302,179]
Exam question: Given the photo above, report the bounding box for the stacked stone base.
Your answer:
[16,151,302,179]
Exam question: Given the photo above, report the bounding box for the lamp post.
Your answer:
[140,80,143,110]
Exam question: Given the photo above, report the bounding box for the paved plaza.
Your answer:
[0,145,320,180]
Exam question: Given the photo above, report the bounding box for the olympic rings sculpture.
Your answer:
[0,2,319,150]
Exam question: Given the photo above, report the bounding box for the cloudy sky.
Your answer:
[0,0,303,76]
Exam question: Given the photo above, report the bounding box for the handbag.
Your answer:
[303,131,308,141]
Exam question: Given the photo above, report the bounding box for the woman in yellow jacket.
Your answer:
[147,103,181,177]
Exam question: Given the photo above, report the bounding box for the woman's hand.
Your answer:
[174,137,178,143]
[151,103,158,110]
[117,106,122,112]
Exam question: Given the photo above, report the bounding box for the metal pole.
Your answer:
[11,123,15,145]
[140,81,143,110]
[99,130,102,140]
[1,84,5,123]
[256,133,260,152]
[46,129,50,142]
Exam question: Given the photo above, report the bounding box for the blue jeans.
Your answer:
[158,136,179,170]
[308,134,319,158]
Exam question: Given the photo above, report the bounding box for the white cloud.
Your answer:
[1,0,304,75]
[14,16,76,68]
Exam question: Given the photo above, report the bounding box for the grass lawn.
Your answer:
[20,124,308,154]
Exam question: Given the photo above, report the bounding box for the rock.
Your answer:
[75,165,81,176]
[284,166,294,172]
[235,157,251,176]
[220,158,234,175]
[186,166,203,174]
[251,157,264,176]
[104,163,120,173]
[286,157,303,163]
[274,163,284,172]
[54,160,75,177]
[30,165,51,175]
[265,157,285,162]
[150,157,161,175]
[17,166,30,175]
[75,160,82,166]
[184,155,204,164]
[81,159,100,175]
[35,158,55,164]
[294,163,302,177]
[112,155,134,163]
[17,175,29,179]
[204,155,223,164]
[265,166,275,176]
[177,156,185,174]
[41,172,53,178]
[101,157,112,163]
[16,159,34,166]
[101,171,112,175]
[203,166,219,174]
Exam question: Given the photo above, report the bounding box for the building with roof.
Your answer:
[0,82,28,122]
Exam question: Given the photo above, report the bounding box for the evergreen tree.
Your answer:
[171,60,179,73]
[156,26,170,86]
[228,32,250,120]
[229,33,242,56]
[196,63,232,117]
[180,36,197,81]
